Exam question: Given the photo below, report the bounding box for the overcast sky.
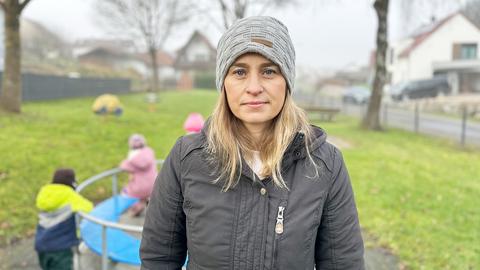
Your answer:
[22,0,461,71]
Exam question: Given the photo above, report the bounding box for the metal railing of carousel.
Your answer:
[75,160,164,270]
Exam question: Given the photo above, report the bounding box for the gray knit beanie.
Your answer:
[216,16,296,93]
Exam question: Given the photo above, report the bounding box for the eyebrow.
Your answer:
[229,62,279,69]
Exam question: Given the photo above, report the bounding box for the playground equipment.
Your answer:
[145,93,159,112]
[92,94,123,116]
[76,160,187,270]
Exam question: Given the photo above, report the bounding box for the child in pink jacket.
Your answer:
[120,134,158,216]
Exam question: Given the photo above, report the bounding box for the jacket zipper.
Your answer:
[272,204,286,269]
[275,206,285,234]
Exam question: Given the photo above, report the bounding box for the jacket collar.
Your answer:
[198,119,328,181]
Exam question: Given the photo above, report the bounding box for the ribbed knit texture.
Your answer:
[216,16,296,92]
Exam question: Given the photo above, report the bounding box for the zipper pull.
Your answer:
[275,206,285,234]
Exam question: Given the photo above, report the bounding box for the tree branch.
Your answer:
[217,0,231,29]
[20,0,32,12]
[257,0,274,15]
[188,1,225,32]
[231,0,247,20]
[258,0,293,15]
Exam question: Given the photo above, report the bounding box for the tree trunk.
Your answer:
[0,1,22,113]
[362,0,389,130]
[148,47,160,92]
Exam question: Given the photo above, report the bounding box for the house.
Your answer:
[174,30,216,90]
[73,39,137,56]
[0,12,69,70]
[74,40,147,76]
[21,18,70,60]
[74,39,178,90]
[137,50,176,88]
[387,12,480,94]
[76,46,146,77]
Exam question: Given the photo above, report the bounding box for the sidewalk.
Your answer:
[0,233,400,270]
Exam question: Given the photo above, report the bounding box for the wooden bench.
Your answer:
[302,106,341,122]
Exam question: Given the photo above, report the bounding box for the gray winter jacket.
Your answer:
[140,126,364,270]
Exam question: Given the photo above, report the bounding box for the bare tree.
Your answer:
[362,0,461,130]
[95,0,189,92]
[361,0,389,130]
[193,0,293,30]
[0,0,32,113]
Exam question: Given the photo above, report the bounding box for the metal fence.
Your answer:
[293,92,480,147]
[0,72,131,101]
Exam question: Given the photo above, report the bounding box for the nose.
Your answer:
[245,74,264,95]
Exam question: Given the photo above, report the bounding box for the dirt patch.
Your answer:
[1,231,402,270]
[0,237,40,270]
[363,231,403,270]
[327,136,353,149]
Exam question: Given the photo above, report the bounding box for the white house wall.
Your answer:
[391,58,410,84]
[186,41,211,62]
[388,38,413,84]
[390,14,480,85]
[158,66,175,78]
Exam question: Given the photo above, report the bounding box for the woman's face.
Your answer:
[224,53,287,132]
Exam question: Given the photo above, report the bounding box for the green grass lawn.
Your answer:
[318,117,480,270]
[0,90,218,244]
[0,90,478,269]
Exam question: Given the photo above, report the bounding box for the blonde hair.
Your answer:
[206,90,316,191]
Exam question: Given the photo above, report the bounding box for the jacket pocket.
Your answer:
[273,191,326,269]
[305,191,326,251]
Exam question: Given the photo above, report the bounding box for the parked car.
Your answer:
[342,86,371,104]
[391,77,451,101]
[388,82,408,99]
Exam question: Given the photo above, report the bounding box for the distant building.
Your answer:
[387,12,480,94]
[334,66,371,86]
[77,47,144,74]
[137,50,176,88]
[0,12,69,71]
[72,39,137,57]
[73,39,144,75]
[21,18,70,60]
[174,30,216,90]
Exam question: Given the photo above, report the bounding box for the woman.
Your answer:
[120,134,157,216]
[141,16,364,269]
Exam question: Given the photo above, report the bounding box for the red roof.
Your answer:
[138,51,174,66]
[399,13,458,58]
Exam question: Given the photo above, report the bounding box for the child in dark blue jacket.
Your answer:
[34,168,93,270]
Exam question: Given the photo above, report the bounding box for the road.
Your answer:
[342,103,480,146]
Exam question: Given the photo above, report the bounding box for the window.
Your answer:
[460,44,477,59]
[453,43,477,60]
[195,54,208,62]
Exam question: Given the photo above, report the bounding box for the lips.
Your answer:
[242,101,268,105]
[241,101,269,109]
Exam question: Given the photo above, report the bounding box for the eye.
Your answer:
[232,68,246,77]
[263,67,277,76]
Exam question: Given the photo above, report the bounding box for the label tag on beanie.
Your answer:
[251,38,273,48]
